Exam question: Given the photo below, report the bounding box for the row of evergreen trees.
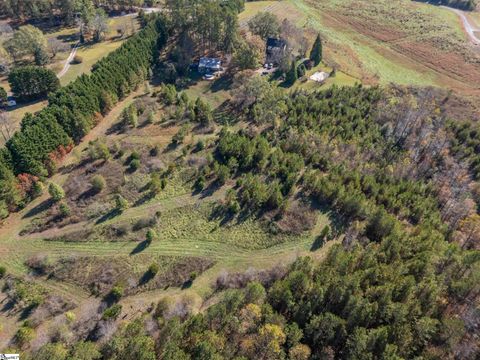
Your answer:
[0,16,168,218]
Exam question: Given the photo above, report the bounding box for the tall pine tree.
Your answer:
[310,34,323,66]
[286,60,298,86]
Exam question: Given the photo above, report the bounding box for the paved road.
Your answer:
[443,6,480,45]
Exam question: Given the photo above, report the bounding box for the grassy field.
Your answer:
[59,15,138,85]
[239,0,480,94]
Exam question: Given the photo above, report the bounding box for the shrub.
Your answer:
[48,182,65,202]
[102,304,122,320]
[195,175,206,191]
[150,145,160,156]
[90,175,106,193]
[89,140,111,161]
[320,225,331,240]
[196,140,206,151]
[130,151,140,161]
[65,311,76,323]
[146,228,158,243]
[71,55,83,64]
[15,325,34,347]
[0,265,6,278]
[147,110,155,124]
[109,286,124,302]
[217,164,230,185]
[115,194,129,212]
[59,201,71,217]
[148,263,159,276]
[130,159,141,172]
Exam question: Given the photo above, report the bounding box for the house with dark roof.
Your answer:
[198,57,222,74]
[266,38,287,64]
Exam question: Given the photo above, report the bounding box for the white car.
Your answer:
[203,73,215,81]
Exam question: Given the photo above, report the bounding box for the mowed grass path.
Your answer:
[0,84,332,301]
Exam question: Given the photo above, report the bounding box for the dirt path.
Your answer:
[57,42,80,78]
[444,7,480,45]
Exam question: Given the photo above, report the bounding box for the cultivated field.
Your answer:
[241,0,480,95]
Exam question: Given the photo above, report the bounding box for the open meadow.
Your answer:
[240,0,480,96]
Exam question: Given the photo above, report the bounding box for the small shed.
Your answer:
[198,57,222,74]
[309,71,330,83]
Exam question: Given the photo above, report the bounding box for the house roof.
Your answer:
[199,57,221,69]
[266,38,287,49]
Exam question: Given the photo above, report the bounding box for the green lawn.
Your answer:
[242,0,477,91]
[60,16,138,85]
[239,1,278,23]
[182,77,231,108]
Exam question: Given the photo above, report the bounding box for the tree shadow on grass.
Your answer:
[130,240,150,255]
[95,209,121,225]
[138,271,155,286]
[23,198,54,219]
[181,280,193,289]
[198,181,222,199]
[77,188,98,201]
[106,120,126,136]
[133,192,155,207]
[310,235,326,252]
[1,299,15,313]
[163,141,179,153]
[19,304,37,321]
[210,75,233,93]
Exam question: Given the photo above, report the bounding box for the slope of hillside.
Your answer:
[0,1,479,358]
[250,0,480,94]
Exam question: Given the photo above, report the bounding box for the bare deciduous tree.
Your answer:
[48,38,70,59]
[0,111,14,143]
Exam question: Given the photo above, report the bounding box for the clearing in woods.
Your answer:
[0,80,335,346]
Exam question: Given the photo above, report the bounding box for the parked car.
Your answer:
[7,97,16,107]
[203,73,215,81]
